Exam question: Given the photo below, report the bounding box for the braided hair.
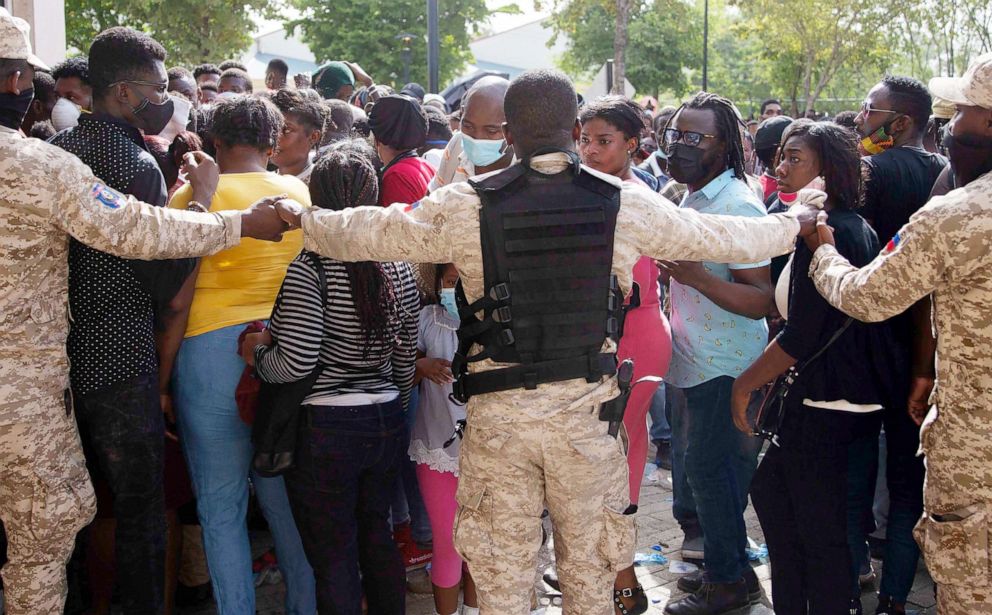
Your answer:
[664,92,748,180]
[309,140,399,357]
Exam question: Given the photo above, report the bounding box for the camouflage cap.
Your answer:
[0,9,50,71]
[929,52,992,110]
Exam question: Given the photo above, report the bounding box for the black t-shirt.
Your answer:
[861,146,947,244]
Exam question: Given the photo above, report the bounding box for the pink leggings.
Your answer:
[415,463,464,588]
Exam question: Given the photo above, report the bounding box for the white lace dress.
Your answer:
[408,305,464,475]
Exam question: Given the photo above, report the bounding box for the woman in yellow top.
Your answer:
[164,95,316,615]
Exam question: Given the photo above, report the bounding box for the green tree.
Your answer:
[64,0,274,65]
[285,0,507,88]
[731,0,896,115]
[547,0,703,98]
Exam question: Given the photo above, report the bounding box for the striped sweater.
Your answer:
[254,252,420,408]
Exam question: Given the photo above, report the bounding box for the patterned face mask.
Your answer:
[860,121,897,155]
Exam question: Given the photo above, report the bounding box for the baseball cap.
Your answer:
[0,9,50,71]
[754,115,794,151]
[929,52,992,110]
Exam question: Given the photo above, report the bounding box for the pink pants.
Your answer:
[415,463,464,588]
[618,303,672,506]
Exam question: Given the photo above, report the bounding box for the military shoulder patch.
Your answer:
[885,232,902,254]
[90,183,126,209]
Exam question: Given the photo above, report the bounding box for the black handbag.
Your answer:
[754,317,853,445]
[251,251,327,477]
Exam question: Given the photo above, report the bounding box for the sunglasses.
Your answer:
[663,128,718,148]
[859,101,900,116]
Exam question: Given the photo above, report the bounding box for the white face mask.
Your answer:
[157,96,191,144]
[51,97,81,132]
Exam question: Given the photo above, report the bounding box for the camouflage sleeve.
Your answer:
[809,202,950,323]
[50,156,241,259]
[301,190,462,264]
[622,184,800,264]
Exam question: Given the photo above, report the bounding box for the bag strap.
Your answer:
[793,317,853,377]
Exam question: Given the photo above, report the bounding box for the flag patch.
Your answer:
[90,183,125,209]
[403,200,421,213]
[885,232,901,253]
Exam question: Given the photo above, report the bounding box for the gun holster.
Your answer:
[599,359,634,437]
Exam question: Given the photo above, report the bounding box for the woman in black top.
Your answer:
[245,140,419,614]
[730,120,901,615]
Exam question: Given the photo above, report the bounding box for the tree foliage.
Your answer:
[64,0,274,65]
[546,0,703,98]
[731,0,894,115]
[285,0,504,88]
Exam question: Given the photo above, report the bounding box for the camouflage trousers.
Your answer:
[453,404,635,614]
[0,393,96,614]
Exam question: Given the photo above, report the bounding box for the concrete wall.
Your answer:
[7,0,66,67]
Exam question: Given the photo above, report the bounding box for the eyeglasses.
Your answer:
[859,101,899,116]
[111,79,169,95]
[663,128,718,147]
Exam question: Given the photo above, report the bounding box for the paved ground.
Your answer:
[180,445,936,615]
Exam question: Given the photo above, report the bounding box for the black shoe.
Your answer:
[654,439,672,470]
[175,582,213,608]
[676,568,762,603]
[614,584,648,615]
[875,595,906,615]
[664,579,748,615]
[542,568,560,592]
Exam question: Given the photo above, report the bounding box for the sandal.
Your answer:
[613,584,648,615]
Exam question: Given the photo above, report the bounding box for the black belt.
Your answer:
[454,352,617,400]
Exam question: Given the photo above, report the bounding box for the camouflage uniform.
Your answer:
[300,153,802,614]
[810,170,992,614]
[0,125,243,614]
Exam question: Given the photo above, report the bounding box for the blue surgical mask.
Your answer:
[462,133,507,167]
[439,288,459,320]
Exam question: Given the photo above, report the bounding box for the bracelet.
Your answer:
[186,201,208,213]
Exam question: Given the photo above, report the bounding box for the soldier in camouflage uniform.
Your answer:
[807,53,992,615]
[275,70,817,614]
[0,13,288,613]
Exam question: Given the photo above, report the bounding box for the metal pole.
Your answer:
[427,0,440,93]
[702,0,709,91]
[606,58,614,95]
[402,45,411,84]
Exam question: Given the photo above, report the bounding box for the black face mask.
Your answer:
[946,133,992,187]
[132,94,175,135]
[666,143,708,186]
[0,88,35,131]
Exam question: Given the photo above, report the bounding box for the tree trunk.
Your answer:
[612,0,633,94]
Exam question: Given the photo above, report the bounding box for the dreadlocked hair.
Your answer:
[309,141,399,357]
[665,91,748,180]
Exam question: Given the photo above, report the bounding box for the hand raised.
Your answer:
[183,151,219,203]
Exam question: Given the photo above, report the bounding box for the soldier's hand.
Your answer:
[417,357,453,385]
[274,198,306,230]
[241,195,289,242]
[803,211,835,252]
[907,375,935,427]
[183,152,219,205]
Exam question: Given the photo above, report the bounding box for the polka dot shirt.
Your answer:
[50,114,169,395]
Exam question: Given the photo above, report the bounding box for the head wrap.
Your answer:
[369,95,429,150]
[312,61,355,100]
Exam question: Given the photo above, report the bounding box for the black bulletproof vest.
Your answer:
[450,151,625,402]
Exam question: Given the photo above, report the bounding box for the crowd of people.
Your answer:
[2,7,992,615]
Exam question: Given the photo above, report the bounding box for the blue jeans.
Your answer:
[648,383,671,443]
[174,324,316,615]
[681,376,756,583]
[390,387,433,544]
[878,407,924,602]
[847,428,881,598]
[669,385,698,534]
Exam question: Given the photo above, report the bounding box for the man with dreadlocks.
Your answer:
[656,91,776,615]
[273,70,820,615]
